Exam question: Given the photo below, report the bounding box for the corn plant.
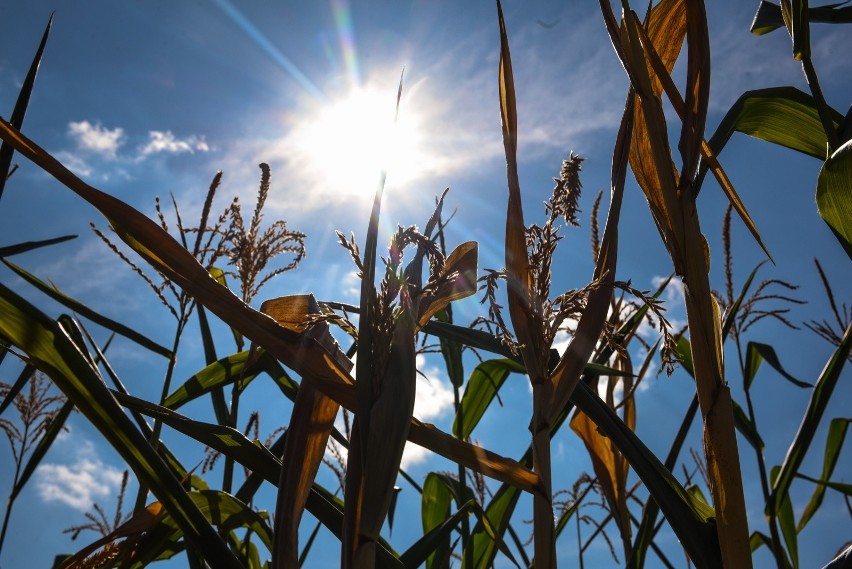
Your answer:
[0,1,849,568]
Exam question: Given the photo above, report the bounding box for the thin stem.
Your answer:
[800,57,840,153]
[0,425,26,555]
[133,325,184,513]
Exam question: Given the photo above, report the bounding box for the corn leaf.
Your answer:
[0,284,242,568]
[166,349,298,411]
[417,241,478,329]
[0,107,539,495]
[420,473,455,569]
[745,341,812,390]
[751,1,852,35]
[772,465,800,568]
[0,13,52,200]
[796,418,851,531]
[0,235,77,257]
[768,322,852,516]
[733,399,765,452]
[571,380,721,568]
[624,8,772,261]
[704,87,842,164]
[817,139,852,259]
[453,358,525,439]
[496,0,541,385]
[570,408,632,549]
[462,480,523,569]
[794,473,852,495]
[405,499,476,569]
[2,258,173,358]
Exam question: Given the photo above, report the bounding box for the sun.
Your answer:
[290,86,425,201]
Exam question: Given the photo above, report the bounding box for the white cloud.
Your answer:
[139,130,210,157]
[53,150,94,178]
[35,441,124,511]
[68,120,125,159]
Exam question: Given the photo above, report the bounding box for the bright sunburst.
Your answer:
[290,86,425,200]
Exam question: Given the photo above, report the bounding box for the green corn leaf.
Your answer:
[163,350,297,410]
[462,478,522,569]
[794,473,852,495]
[161,491,274,553]
[0,235,77,257]
[0,13,52,200]
[817,139,852,259]
[772,465,800,568]
[114,390,281,476]
[2,258,173,358]
[421,473,454,569]
[405,500,476,569]
[704,87,843,167]
[768,322,852,517]
[750,0,852,35]
[745,341,812,390]
[0,283,241,569]
[797,418,852,530]
[733,399,765,452]
[791,0,811,60]
[453,358,525,439]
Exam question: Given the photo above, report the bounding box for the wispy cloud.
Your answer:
[59,120,210,180]
[139,130,210,157]
[35,440,125,511]
[68,121,125,159]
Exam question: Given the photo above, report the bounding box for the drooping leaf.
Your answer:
[2,258,172,358]
[163,350,297,410]
[797,418,851,530]
[571,407,632,550]
[703,87,842,163]
[417,241,478,329]
[0,284,241,569]
[817,139,852,259]
[745,341,812,390]
[768,322,852,517]
[750,0,852,35]
[571,380,721,568]
[732,399,765,453]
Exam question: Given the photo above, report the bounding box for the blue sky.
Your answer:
[1,1,850,567]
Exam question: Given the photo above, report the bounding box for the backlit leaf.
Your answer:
[817,139,852,259]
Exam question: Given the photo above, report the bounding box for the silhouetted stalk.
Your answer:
[133,324,185,513]
[734,335,790,569]
[532,378,556,568]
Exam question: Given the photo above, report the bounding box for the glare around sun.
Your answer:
[292,86,424,200]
